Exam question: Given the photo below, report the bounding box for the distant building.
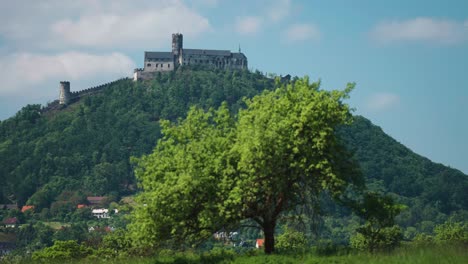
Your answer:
[92,208,118,219]
[256,239,264,248]
[0,204,18,210]
[21,205,34,213]
[87,196,106,206]
[2,217,18,228]
[134,33,248,81]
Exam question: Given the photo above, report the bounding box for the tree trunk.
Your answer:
[263,220,276,254]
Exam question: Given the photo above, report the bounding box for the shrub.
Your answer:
[350,225,403,252]
[32,240,93,261]
[434,221,467,244]
[275,227,308,254]
[412,233,434,246]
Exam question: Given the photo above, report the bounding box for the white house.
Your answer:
[92,208,118,219]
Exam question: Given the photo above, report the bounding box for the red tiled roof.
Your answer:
[256,239,264,247]
[21,205,34,213]
[3,217,18,225]
[87,196,106,204]
[77,204,86,209]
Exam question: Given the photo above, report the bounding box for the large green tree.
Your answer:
[130,77,361,253]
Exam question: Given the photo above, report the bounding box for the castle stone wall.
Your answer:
[134,33,248,80]
[47,78,130,112]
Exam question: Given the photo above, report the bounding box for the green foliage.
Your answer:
[413,233,434,245]
[351,193,404,252]
[0,68,467,256]
[101,228,132,253]
[434,221,467,244]
[313,239,342,256]
[350,225,403,252]
[0,69,273,206]
[130,76,360,254]
[31,240,93,261]
[337,116,468,227]
[16,222,54,251]
[275,228,308,254]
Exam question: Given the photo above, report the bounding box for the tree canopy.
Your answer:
[130,77,362,253]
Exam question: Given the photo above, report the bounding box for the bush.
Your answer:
[412,233,434,246]
[350,225,403,252]
[434,221,467,244]
[32,240,93,261]
[275,227,308,254]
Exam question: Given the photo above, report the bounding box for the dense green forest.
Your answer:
[0,69,274,208]
[0,68,466,254]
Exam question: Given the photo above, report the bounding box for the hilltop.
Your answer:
[0,67,466,233]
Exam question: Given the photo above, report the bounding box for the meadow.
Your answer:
[8,244,465,264]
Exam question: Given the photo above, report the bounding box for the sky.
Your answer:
[0,0,467,173]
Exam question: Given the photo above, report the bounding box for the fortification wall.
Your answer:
[41,78,130,113]
[70,78,129,98]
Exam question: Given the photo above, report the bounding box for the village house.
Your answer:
[91,208,118,219]
[88,226,114,232]
[87,196,107,206]
[2,217,18,228]
[21,205,34,213]
[0,204,18,210]
[256,239,264,249]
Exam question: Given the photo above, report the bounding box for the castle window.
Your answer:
[168,64,170,68]
[147,63,151,67]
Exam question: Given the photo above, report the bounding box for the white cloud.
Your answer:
[0,52,135,96]
[366,93,400,111]
[235,16,263,35]
[50,5,210,49]
[267,0,291,22]
[0,0,211,50]
[284,23,320,42]
[370,17,468,44]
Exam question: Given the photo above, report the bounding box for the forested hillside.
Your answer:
[0,68,466,229]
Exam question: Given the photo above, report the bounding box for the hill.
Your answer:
[0,68,466,230]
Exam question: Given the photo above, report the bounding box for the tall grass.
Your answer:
[101,245,467,264]
[6,244,467,264]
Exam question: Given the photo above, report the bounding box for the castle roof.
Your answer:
[145,51,173,60]
[184,49,231,57]
[232,52,247,59]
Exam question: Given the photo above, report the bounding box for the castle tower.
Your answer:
[59,81,71,105]
[172,33,183,66]
[172,33,183,56]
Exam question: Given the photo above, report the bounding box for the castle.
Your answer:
[56,33,247,105]
[133,33,248,80]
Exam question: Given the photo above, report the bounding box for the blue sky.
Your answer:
[0,0,467,173]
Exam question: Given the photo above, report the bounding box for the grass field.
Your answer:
[41,221,70,230]
[15,244,465,264]
[5,245,468,264]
